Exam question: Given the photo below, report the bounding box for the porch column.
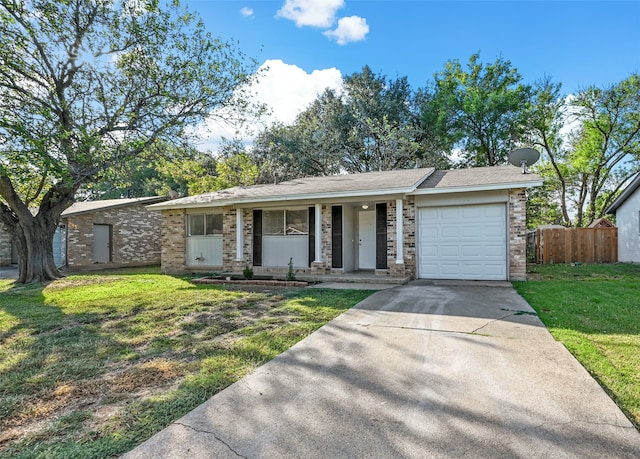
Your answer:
[314,203,322,262]
[236,209,243,261]
[396,198,404,264]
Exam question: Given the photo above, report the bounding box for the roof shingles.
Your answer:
[418,166,541,190]
[151,168,434,209]
[149,166,542,210]
[62,196,166,217]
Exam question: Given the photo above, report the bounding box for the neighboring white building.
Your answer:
[606,173,640,263]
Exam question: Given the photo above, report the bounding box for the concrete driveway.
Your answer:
[124,281,640,458]
[0,265,18,279]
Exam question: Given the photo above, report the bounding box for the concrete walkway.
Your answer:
[0,265,18,279]
[124,282,640,458]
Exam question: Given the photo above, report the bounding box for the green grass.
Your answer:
[513,263,640,430]
[0,268,373,458]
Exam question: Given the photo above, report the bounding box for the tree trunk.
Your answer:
[1,177,75,284]
[15,214,63,283]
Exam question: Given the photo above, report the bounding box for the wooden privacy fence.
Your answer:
[529,227,618,264]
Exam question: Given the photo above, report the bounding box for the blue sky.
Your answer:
[185,0,640,148]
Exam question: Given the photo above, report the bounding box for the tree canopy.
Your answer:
[417,53,532,167]
[0,0,257,282]
[528,74,640,226]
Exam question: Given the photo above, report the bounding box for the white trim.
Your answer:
[396,198,404,264]
[315,204,322,263]
[236,210,243,261]
[412,181,543,195]
[149,188,420,211]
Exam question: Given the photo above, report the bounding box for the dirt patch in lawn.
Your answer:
[0,289,301,453]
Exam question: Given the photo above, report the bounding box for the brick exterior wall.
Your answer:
[403,196,417,278]
[65,204,163,268]
[161,209,186,274]
[222,206,237,269]
[320,205,333,272]
[509,188,527,281]
[382,200,397,277]
[381,198,417,279]
[159,190,529,280]
[0,227,11,266]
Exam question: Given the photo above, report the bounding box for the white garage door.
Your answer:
[418,203,507,280]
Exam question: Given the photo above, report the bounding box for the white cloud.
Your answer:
[191,60,343,152]
[240,7,254,18]
[323,16,369,45]
[276,0,344,28]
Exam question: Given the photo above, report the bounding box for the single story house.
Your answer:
[606,172,640,263]
[59,196,167,268]
[1,197,167,268]
[150,166,542,281]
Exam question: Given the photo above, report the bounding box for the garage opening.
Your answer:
[418,203,507,280]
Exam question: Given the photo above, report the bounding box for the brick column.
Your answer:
[161,209,186,274]
[403,196,416,279]
[243,209,253,266]
[509,188,527,281]
[311,205,331,274]
[222,206,237,271]
[310,204,327,274]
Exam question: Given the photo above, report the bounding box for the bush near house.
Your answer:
[513,263,640,430]
[0,268,372,458]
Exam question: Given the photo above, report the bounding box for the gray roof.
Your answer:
[149,166,543,211]
[416,166,542,192]
[605,172,640,214]
[150,168,434,210]
[62,196,167,217]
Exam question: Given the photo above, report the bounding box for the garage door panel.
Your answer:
[420,264,438,276]
[418,203,507,280]
[441,208,460,219]
[462,207,483,218]
[439,225,460,237]
[440,245,460,257]
[461,245,485,257]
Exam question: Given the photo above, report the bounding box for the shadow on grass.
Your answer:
[0,278,210,457]
[0,278,371,458]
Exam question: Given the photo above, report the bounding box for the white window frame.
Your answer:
[187,213,223,237]
[263,209,308,236]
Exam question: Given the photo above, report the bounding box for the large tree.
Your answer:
[252,89,346,182]
[528,75,640,226]
[252,66,441,180]
[0,0,256,282]
[419,53,532,167]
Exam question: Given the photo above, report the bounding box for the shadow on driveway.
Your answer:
[124,282,640,458]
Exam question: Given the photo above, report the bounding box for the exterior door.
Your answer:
[93,224,111,263]
[53,225,65,267]
[358,211,376,269]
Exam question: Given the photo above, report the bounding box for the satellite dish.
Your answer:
[508,148,540,174]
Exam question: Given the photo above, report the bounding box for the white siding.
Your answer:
[418,203,507,280]
[616,190,640,262]
[263,235,308,267]
[186,236,223,267]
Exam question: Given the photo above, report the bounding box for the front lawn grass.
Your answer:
[513,263,640,430]
[0,268,373,458]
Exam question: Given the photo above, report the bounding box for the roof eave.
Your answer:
[411,180,544,196]
[148,186,423,211]
[605,174,640,214]
[63,197,167,217]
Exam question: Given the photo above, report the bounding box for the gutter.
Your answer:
[411,180,544,195]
